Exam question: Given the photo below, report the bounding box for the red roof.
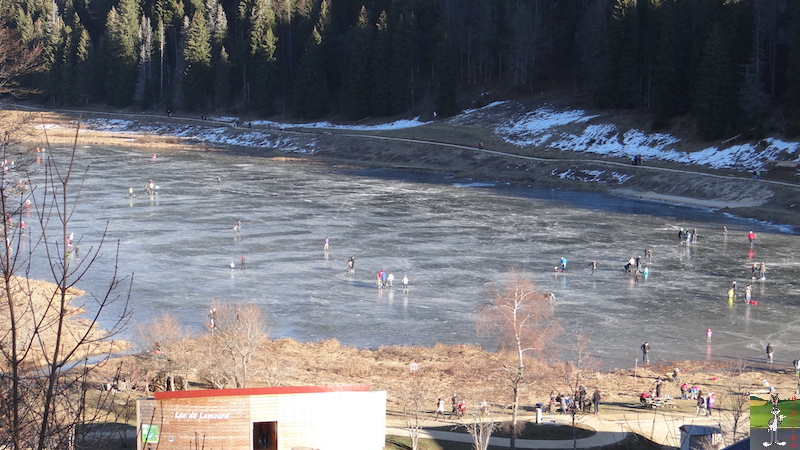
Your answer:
[154,385,370,400]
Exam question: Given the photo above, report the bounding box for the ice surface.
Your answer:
[21,145,800,370]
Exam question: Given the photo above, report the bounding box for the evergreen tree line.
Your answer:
[5,0,800,139]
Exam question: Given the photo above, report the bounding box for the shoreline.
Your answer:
[7,104,800,231]
[609,188,768,210]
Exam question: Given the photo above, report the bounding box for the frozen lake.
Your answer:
[21,145,800,370]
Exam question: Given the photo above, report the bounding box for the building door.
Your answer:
[253,421,277,450]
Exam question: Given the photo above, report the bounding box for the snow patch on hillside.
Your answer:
[493,105,800,171]
[69,101,800,171]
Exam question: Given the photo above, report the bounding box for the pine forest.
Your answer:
[5,0,800,140]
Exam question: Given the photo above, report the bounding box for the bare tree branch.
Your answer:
[476,269,562,449]
[0,115,132,449]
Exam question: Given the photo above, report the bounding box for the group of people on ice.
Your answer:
[375,270,409,291]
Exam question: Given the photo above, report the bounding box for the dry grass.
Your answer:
[0,276,129,369]
[98,331,793,430]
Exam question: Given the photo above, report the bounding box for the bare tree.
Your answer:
[137,312,195,391]
[461,410,498,450]
[477,269,561,450]
[399,365,434,450]
[196,333,235,389]
[0,26,44,98]
[712,360,752,445]
[561,332,601,449]
[211,303,267,388]
[0,118,132,449]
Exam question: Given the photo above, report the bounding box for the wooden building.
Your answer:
[136,385,386,450]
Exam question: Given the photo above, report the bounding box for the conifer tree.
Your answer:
[345,5,372,120]
[249,0,278,115]
[650,1,692,126]
[433,30,456,117]
[171,15,189,108]
[183,8,212,110]
[315,0,338,113]
[369,10,391,116]
[390,12,415,113]
[206,0,228,109]
[31,0,63,103]
[152,0,183,106]
[293,26,326,118]
[213,45,231,109]
[206,0,227,46]
[73,27,92,105]
[784,2,800,124]
[101,0,141,107]
[134,16,154,107]
[693,21,738,140]
[42,23,66,104]
[595,0,638,109]
[57,24,76,104]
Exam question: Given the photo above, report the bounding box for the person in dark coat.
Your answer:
[592,389,601,414]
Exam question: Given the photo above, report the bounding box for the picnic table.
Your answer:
[641,397,678,409]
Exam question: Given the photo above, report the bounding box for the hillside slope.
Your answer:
[308,99,800,229]
[9,98,800,229]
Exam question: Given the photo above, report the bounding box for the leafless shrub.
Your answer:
[209,303,267,388]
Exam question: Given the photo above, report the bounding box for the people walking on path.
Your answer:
[434,398,446,421]
[696,393,707,416]
[592,389,601,414]
[641,341,650,364]
[705,393,714,417]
